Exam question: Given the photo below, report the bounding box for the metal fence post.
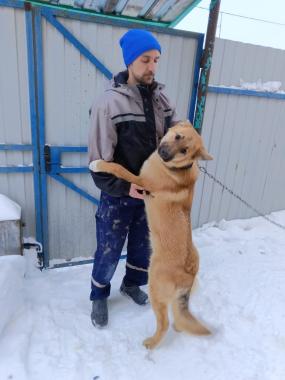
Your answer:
[25,3,49,267]
[194,0,221,134]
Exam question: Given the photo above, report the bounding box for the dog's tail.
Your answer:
[89,160,143,187]
[172,288,211,335]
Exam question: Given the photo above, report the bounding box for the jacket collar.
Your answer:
[113,70,128,87]
[108,70,165,99]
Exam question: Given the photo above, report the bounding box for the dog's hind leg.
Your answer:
[143,299,169,349]
[172,287,210,335]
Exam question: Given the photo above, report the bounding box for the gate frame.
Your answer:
[0,0,204,267]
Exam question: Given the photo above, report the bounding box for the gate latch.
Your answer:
[44,145,51,172]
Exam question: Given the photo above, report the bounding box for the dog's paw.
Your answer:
[172,323,182,333]
[143,337,158,350]
[89,160,103,172]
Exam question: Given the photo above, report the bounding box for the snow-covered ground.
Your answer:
[1,211,285,380]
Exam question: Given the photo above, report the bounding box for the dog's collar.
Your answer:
[169,163,193,171]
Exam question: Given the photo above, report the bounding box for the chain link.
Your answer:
[198,165,285,231]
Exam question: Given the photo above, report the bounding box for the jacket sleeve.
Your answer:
[170,106,181,127]
[88,99,131,197]
[160,91,181,129]
[90,171,131,197]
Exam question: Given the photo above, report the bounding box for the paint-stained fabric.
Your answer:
[90,192,150,300]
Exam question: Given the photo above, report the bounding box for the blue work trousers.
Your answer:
[90,192,151,300]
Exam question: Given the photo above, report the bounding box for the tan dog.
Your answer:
[89,121,213,349]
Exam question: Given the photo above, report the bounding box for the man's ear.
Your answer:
[194,146,213,161]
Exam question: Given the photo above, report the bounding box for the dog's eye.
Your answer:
[175,134,184,140]
[180,148,187,154]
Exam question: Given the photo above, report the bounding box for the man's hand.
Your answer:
[129,183,145,199]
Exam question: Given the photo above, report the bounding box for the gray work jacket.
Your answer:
[88,70,179,197]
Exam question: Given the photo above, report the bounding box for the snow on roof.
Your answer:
[0,194,21,222]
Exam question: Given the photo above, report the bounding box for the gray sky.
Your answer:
[176,0,285,50]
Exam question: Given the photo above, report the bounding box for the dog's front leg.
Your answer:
[89,160,144,188]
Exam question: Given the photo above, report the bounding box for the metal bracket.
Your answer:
[44,145,88,174]
[43,145,99,205]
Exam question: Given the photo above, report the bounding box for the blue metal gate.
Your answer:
[0,0,204,267]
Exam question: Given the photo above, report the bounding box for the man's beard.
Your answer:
[134,72,154,85]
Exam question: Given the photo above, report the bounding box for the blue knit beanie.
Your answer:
[120,29,161,66]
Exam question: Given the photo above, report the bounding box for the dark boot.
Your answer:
[91,299,108,328]
[120,281,148,305]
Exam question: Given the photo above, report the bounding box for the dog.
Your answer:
[89,120,213,349]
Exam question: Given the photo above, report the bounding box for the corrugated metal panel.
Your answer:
[160,0,196,22]
[209,39,285,87]
[42,17,199,259]
[39,0,200,24]
[42,16,100,260]
[192,38,285,228]
[0,6,35,237]
[120,0,145,17]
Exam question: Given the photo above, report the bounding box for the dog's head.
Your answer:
[158,121,213,169]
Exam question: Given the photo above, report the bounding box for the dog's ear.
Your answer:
[176,120,192,128]
[184,120,193,128]
[194,147,213,161]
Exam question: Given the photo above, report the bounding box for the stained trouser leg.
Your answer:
[123,202,151,287]
[90,193,132,300]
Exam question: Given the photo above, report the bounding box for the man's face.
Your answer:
[128,49,160,85]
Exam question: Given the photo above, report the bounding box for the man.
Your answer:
[88,29,179,328]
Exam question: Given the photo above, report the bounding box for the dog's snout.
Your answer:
[158,145,172,162]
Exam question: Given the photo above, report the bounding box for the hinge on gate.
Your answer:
[44,145,51,173]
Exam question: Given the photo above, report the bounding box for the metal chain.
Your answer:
[198,165,285,231]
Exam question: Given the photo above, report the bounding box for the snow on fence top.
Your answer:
[239,79,284,93]
[212,80,285,94]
